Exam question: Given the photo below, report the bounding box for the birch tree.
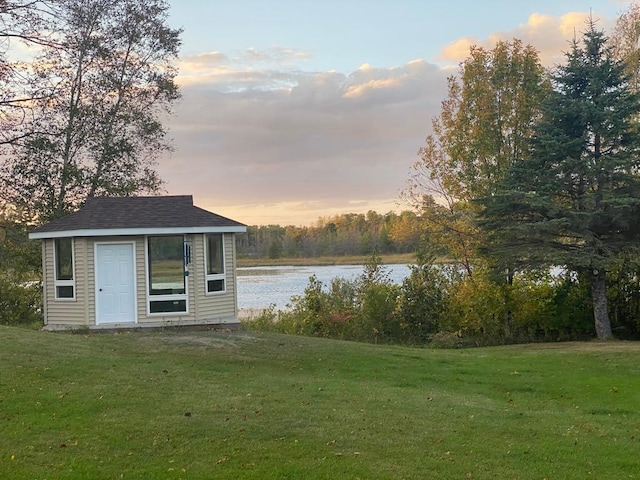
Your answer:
[0,0,59,146]
[1,0,181,222]
[611,1,640,92]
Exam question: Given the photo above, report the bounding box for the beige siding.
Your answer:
[135,237,147,323]
[42,232,241,330]
[43,238,89,327]
[85,240,95,325]
[192,233,238,324]
[40,242,48,325]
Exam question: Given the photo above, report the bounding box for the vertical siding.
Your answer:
[44,238,89,327]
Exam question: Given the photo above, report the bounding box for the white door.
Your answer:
[95,243,136,324]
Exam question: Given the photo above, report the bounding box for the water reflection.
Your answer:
[237,264,411,311]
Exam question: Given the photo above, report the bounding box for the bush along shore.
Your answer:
[242,250,625,347]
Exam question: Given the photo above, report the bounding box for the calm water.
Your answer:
[237,264,412,311]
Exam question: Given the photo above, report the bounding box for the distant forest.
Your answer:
[236,210,422,259]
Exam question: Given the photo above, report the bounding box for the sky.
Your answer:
[162,0,631,226]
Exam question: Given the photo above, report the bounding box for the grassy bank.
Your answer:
[2,326,639,479]
[237,253,416,267]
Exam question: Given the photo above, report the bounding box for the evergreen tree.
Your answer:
[481,21,640,340]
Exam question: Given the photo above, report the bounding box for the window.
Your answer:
[205,233,225,293]
[54,238,75,299]
[147,235,187,314]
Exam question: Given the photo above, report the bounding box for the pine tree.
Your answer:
[481,21,640,340]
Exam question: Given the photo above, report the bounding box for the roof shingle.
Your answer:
[29,195,246,238]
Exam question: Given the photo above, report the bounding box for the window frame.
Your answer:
[145,235,189,315]
[204,233,226,295]
[53,237,76,300]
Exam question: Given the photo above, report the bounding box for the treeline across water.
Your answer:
[236,210,422,259]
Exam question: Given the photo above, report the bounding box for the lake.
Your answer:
[236,264,412,312]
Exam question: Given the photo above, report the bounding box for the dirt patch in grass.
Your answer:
[160,331,260,348]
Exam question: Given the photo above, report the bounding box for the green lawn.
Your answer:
[1,326,639,479]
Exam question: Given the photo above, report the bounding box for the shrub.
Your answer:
[241,304,280,331]
[391,256,449,344]
[356,281,400,343]
[607,258,640,339]
[244,250,603,347]
[440,268,564,346]
[0,218,43,327]
[249,276,359,339]
[543,272,594,340]
[245,252,407,344]
[0,275,42,326]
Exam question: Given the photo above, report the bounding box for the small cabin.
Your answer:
[28,195,247,330]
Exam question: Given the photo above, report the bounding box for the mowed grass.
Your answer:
[1,327,639,479]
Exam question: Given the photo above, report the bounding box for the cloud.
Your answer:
[161,55,448,225]
[178,46,312,89]
[438,11,615,66]
[163,10,618,226]
[244,46,312,64]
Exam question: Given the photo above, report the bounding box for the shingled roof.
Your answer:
[29,196,246,239]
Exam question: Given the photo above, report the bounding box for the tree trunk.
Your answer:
[590,269,613,340]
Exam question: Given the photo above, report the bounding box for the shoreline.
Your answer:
[238,308,267,320]
[236,253,417,268]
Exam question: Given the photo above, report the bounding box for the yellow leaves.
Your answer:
[167,459,187,474]
[324,439,362,459]
[58,439,79,451]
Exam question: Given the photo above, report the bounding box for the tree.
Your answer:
[1,0,181,222]
[611,1,640,93]
[404,39,549,273]
[0,205,42,325]
[481,22,640,340]
[388,211,422,253]
[0,1,61,146]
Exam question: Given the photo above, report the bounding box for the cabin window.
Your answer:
[147,235,187,314]
[54,238,75,299]
[205,233,225,294]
